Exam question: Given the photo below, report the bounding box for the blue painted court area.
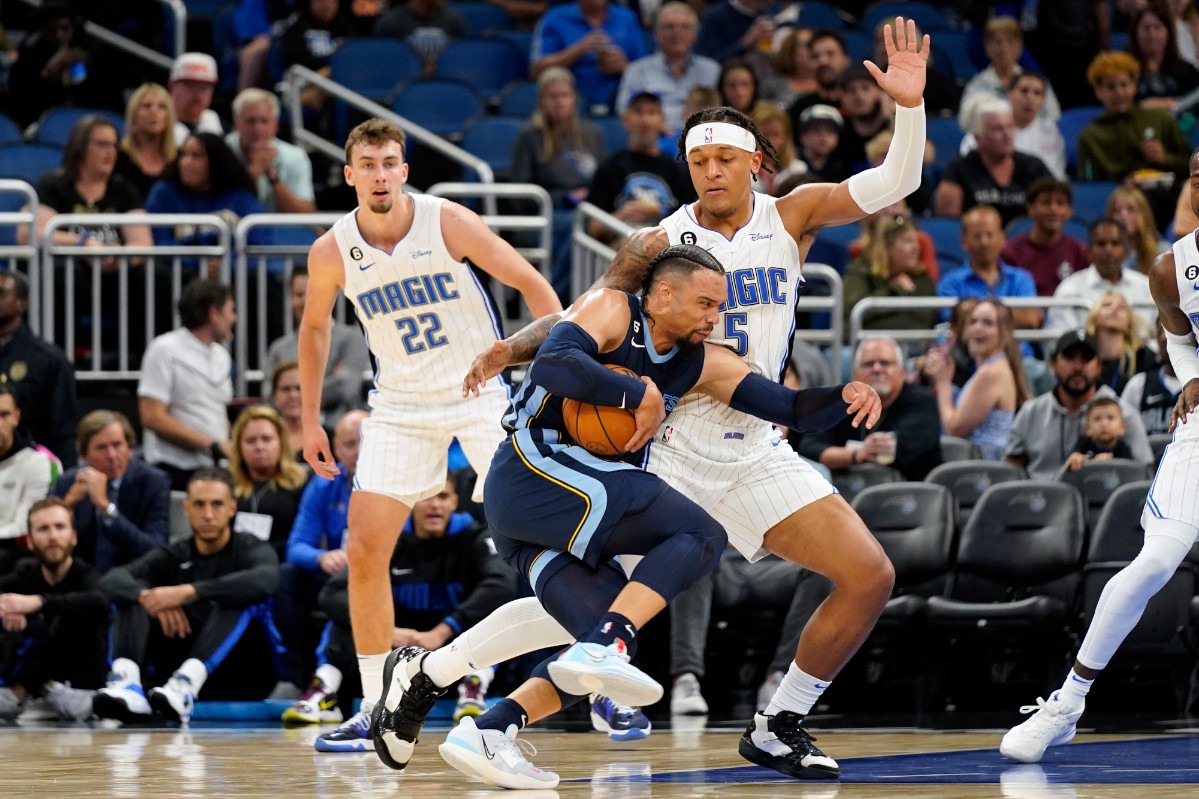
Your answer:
[599,737,1199,786]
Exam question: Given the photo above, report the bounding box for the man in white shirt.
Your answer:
[170,53,224,146]
[225,89,316,214]
[137,279,235,491]
[1048,217,1154,332]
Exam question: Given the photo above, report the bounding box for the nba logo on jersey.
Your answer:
[704,127,714,143]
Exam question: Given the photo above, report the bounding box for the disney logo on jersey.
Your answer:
[356,272,460,319]
[720,267,788,310]
[749,233,773,241]
[411,249,432,259]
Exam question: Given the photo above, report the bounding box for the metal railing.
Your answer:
[794,263,843,380]
[570,202,632,298]
[40,214,231,379]
[0,180,39,332]
[155,0,187,59]
[13,0,176,73]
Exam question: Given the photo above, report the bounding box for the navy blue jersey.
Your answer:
[501,291,705,462]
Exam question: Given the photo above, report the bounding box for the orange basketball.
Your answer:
[561,365,640,457]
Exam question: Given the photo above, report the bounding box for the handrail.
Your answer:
[154,0,188,59]
[0,180,40,332]
[282,64,496,196]
[41,213,231,376]
[570,202,633,298]
[428,181,552,271]
[796,263,843,379]
[12,0,175,71]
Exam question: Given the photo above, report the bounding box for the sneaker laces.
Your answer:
[1015,696,1073,734]
[770,712,820,752]
[337,709,371,735]
[298,679,330,704]
[495,727,539,762]
[388,672,448,740]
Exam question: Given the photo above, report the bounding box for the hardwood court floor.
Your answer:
[5,721,1199,799]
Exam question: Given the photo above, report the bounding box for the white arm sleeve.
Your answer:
[846,102,926,214]
[1163,327,1199,385]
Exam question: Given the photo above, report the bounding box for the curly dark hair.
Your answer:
[640,243,726,313]
[675,106,781,175]
[164,132,257,196]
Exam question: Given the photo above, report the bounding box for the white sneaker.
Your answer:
[44,681,94,721]
[148,675,196,725]
[439,716,559,790]
[1000,691,1084,764]
[93,670,152,723]
[0,686,22,720]
[670,673,708,716]
[547,640,662,706]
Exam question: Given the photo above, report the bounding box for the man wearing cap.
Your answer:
[796,104,848,183]
[170,52,224,147]
[836,66,893,174]
[615,2,719,134]
[1004,328,1154,479]
[586,91,695,242]
[1047,216,1154,331]
[786,29,850,144]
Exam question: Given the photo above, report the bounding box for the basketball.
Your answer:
[561,365,640,457]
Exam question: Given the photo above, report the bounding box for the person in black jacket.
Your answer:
[303,476,517,752]
[0,497,108,721]
[92,468,280,725]
[797,337,943,482]
[53,410,170,573]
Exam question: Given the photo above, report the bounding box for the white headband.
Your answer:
[684,122,757,154]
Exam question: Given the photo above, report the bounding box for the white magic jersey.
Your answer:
[334,194,505,405]
[658,193,804,459]
[1171,230,1199,347]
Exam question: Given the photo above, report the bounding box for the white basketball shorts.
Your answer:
[354,386,509,507]
[1144,414,1199,531]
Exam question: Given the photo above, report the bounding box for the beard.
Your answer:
[1059,373,1097,398]
[33,547,69,569]
[366,198,393,214]
[675,334,705,357]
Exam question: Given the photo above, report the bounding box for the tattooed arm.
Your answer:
[462,226,670,397]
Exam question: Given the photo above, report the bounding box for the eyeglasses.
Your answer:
[859,359,898,370]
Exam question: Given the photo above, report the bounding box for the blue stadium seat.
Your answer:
[1058,105,1104,174]
[842,30,872,63]
[331,38,423,101]
[435,38,529,102]
[796,2,844,29]
[0,114,21,147]
[454,1,514,35]
[932,30,975,85]
[921,217,964,268]
[926,116,964,176]
[862,2,952,34]
[392,80,486,139]
[0,144,63,184]
[497,81,538,117]
[182,0,228,17]
[461,117,525,179]
[1070,181,1119,225]
[492,29,533,60]
[35,107,125,147]
[592,115,627,156]
[814,222,861,271]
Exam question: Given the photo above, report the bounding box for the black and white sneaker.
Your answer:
[738,711,839,780]
[371,646,449,771]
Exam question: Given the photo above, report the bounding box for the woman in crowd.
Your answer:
[718,58,767,117]
[229,404,309,561]
[1127,1,1199,110]
[959,16,1060,129]
[842,214,938,331]
[115,83,177,199]
[762,27,816,107]
[922,298,1031,460]
[269,360,305,461]
[511,67,605,301]
[1085,291,1156,396]
[1106,184,1168,274]
[749,104,806,196]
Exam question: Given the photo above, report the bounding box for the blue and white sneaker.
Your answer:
[590,694,652,741]
[547,640,662,707]
[93,665,152,724]
[148,675,195,725]
[314,706,372,753]
[439,716,559,789]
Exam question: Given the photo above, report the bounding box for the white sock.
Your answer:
[1057,669,1093,709]
[423,598,572,688]
[315,663,343,693]
[358,652,388,707]
[175,659,208,693]
[111,657,141,686]
[764,662,830,717]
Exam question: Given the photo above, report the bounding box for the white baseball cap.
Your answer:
[170,52,218,84]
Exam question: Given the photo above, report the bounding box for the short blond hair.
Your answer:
[1087,50,1141,87]
[345,118,406,165]
[984,16,1021,43]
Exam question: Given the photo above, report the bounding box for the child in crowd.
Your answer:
[1065,396,1134,470]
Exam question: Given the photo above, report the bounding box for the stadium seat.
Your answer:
[939,435,980,463]
[1069,181,1119,225]
[593,115,627,157]
[862,2,952,34]
[435,38,529,103]
[932,30,975,85]
[454,1,514,35]
[0,113,21,147]
[926,116,964,175]
[461,116,525,179]
[920,217,964,268]
[1059,105,1104,174]
[492,29,533,59]
[392,80,486,139]
[830,463,902,505]
[1148,432,1171,467]
[842,30,872,63]
[925,459,1026,532]
[0,143,63,184]
[1054,458,1152,531]
[35,107,125,147]
[331,38,422,101]
[795,1,844,29]
[497,81,538,118]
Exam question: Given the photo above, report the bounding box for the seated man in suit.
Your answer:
[54,410,170,573]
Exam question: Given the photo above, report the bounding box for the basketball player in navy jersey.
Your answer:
[1001,149,1199,763]
[424,244,880,788]
[297,119,560,758]
[377,17,930,782]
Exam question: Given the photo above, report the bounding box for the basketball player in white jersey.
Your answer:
[296,118,560,761]
[1000,149,1199,763]
[376,18,931,780]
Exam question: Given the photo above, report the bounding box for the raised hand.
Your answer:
[863,16,929,108]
